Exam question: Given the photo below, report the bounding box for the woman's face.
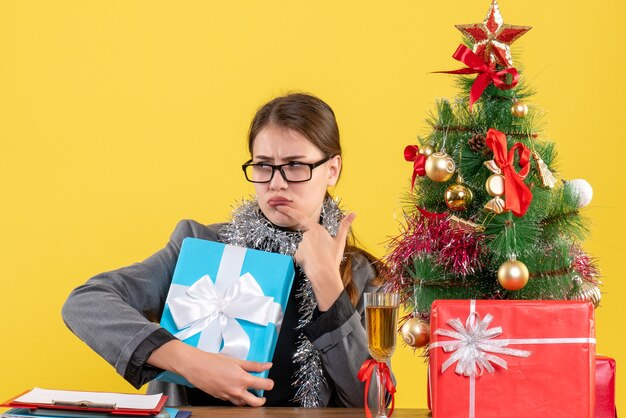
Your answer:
[251,124,341,230]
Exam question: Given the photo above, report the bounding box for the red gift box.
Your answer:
[595,355,617,418]
[429,300,596,418]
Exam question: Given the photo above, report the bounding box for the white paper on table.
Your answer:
[12,388,163,410]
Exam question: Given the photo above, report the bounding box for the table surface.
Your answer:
[185,407,431,417]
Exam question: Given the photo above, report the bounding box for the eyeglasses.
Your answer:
[242,156,333,183]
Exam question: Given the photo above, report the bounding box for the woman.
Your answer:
[62,93,387,408]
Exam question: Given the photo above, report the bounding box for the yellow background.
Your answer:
[1,0,624,410]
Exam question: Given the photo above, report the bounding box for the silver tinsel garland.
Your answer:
[220,196,343,407]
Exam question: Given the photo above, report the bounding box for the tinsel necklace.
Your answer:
[220,196,343,407]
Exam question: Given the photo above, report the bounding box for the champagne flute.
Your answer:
[364,292,399,418]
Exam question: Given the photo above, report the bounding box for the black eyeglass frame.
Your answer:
[241,155,334,183]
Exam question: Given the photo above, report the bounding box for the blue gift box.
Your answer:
[156,237,295,395]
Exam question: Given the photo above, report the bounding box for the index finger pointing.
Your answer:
[335,212,356,244]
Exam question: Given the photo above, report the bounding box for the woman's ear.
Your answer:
[327,155,342,186]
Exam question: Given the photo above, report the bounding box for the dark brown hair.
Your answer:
[248,93,382,305]
[248,93,341,158]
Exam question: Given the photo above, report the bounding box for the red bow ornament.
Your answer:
[417,206,448,220]
[484,128,532,217]
[436,45,519,110]
[404,145,427,190]
[358,359,396,418]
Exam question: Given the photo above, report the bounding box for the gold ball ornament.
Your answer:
[572,281,602,308]
[498,259,529,291]
[425,152,456,182]
[485,174,505,197]
[420,145,435,157]
[511,101,529,118]
[445,182,473,211]
[401,318,430,348]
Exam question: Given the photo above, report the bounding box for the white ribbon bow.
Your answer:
[434,312,532,376]
[167,245,283,359]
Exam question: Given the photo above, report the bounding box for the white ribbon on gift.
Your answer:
[432,310,532,377]
[166,245,284,359]
[430,300,596,418]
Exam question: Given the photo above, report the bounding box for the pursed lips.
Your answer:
[268,197,292,207]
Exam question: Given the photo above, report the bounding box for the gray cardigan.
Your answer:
[62,219,391,407]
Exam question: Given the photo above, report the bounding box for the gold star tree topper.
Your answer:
[455,0,531,68]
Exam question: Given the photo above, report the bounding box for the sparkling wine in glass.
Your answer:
[364,292,399,418]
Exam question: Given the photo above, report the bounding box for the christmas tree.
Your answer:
[385,0,601,349]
